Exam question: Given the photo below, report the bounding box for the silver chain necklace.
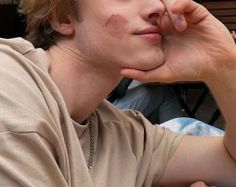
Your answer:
[88,123,95,172]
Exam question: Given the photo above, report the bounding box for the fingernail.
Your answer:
[174,15,186,31]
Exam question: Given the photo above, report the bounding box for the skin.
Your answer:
[232,31,236,42]
[105,14,128,38]
[73,0,166,71]
[47,0,166,121]
[190,181,215,187]
[47,0,236,186]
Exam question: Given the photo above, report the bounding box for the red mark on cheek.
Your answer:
[105,14,128,38]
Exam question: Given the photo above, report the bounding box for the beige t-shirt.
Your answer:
[0,38,183,187]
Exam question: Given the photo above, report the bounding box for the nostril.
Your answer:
[147,13,160,25]
[149,13,159,19]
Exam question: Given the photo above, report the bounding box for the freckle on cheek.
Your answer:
[105,14,128,38]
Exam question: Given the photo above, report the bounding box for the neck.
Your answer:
[46,41,122,123]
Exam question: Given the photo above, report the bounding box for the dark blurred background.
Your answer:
[0,0,25,38]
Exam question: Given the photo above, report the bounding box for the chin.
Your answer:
[139,62,164,71]
[122,61,164,71]
[120,52,166,71]
[135,56,165,71]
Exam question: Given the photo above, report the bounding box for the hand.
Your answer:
[232,30,236,42]
[121,0,236,84]
[189,181,215,187]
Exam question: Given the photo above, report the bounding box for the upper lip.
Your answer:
[133,26,161,35]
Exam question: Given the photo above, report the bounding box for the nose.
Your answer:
[140,0,166,25]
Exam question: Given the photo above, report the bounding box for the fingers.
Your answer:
[162,0,188,32]
[161,0,208,31]
[231,30,236,42]
[120,65,174,83]
[160,12,177,35]
[170,0,196,14]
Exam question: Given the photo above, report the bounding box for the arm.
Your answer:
[160,136,236,186]
[121,0,236,186]
[160,55,236,186]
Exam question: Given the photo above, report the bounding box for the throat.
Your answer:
[47,45,122,124]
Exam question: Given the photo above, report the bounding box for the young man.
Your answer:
[0,0,235,186]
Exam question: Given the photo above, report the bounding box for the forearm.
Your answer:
[205,48,236,161]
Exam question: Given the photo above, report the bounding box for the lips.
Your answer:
[133,27,162,42]
[134,27,161,35]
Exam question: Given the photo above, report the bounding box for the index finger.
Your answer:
[162,0,188,32]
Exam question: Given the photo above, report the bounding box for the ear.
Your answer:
[50,15,75,35]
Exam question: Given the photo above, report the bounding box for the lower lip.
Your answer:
[137,33,162,43]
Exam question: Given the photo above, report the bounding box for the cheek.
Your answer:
[104,14,128,38]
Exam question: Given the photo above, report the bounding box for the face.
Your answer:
[73,0,166,71]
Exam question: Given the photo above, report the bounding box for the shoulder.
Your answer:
[0,37,34,53]
[0,38,59,135]
[0,37,49,72]
[96,99,153,131]
[95,100,183,184]
[96,100,182,151]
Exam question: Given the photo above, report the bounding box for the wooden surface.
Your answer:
[202,1,236,31]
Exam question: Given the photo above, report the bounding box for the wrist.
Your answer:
[204,47,236,88]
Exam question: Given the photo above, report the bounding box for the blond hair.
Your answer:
[19,0,78,49]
